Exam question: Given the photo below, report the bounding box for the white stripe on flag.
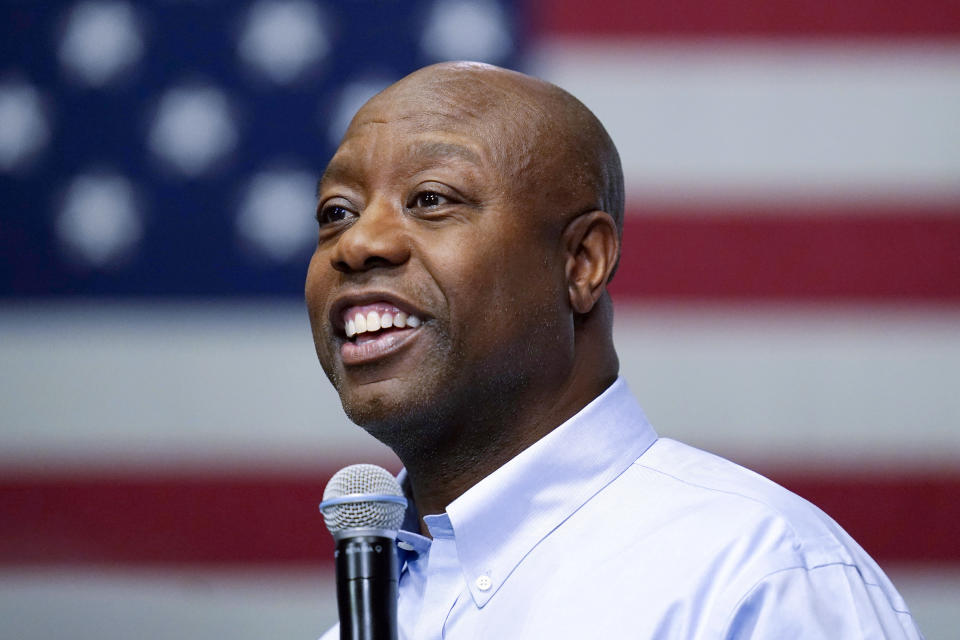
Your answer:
[2,302,958,471]
[530,40,960,206]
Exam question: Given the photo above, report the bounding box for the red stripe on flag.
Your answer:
[768,470,960,564]
[1,469,958,565]
[0,473,338,566]
[531,0,960,37]
[610,208,960,301]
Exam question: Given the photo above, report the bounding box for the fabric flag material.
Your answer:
[1,1,958,638]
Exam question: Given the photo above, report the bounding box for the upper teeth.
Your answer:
[345,309,421,338]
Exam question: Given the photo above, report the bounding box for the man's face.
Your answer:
[305,88,572,448]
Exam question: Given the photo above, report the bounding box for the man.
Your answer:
[306,62,922,638]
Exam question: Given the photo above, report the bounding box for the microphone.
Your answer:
[319,464,408,640]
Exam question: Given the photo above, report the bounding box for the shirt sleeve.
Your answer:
[723,563,924,640]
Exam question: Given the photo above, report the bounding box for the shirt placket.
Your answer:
[411,532,465,640]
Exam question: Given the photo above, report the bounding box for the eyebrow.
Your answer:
[317,162,353,197]
[317,140,484,197]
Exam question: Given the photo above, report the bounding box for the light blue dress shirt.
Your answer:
[321,378,923,639]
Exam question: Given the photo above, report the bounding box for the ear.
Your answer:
[562,210,619,314]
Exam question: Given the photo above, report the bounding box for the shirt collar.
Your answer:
[395,470,429,563]
[421,377,657,607]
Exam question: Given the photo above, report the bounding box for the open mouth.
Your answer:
[337,303,425,365]
[343,305,422,343]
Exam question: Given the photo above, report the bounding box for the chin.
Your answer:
[344,403,433,459]
[339,379,428,428]
[337,378,452,456]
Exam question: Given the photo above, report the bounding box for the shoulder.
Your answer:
[612,438,921,636]
[632,438,857,554]
[556,437,864,584]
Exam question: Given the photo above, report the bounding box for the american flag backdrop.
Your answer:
[2,1,959,638]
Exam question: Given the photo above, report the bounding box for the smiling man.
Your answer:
[306,62,922,639]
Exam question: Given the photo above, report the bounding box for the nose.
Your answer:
[330,198,410,273]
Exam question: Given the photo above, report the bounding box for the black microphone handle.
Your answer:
[336,533,399,640]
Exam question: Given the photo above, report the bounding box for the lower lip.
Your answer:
[339,327,419,365]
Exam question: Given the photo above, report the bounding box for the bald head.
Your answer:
[350,62,625,241]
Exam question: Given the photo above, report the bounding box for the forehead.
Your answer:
[325,124,485,181]
[321,86,522,185]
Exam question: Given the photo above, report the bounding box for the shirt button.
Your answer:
[475,575,492,591]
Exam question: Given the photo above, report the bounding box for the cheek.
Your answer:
[304,254,321,311]
[305,247,332,297]
[435,233,562,332]
[305,251,333,338]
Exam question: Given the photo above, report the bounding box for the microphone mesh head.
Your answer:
[320,464,406,534]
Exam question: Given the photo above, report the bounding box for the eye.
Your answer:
[409,191,449,209]
[316,203,354,226]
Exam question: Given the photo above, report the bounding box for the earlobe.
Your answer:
[563,211,619,314]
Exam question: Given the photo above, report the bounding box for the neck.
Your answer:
[399,331,618,533]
